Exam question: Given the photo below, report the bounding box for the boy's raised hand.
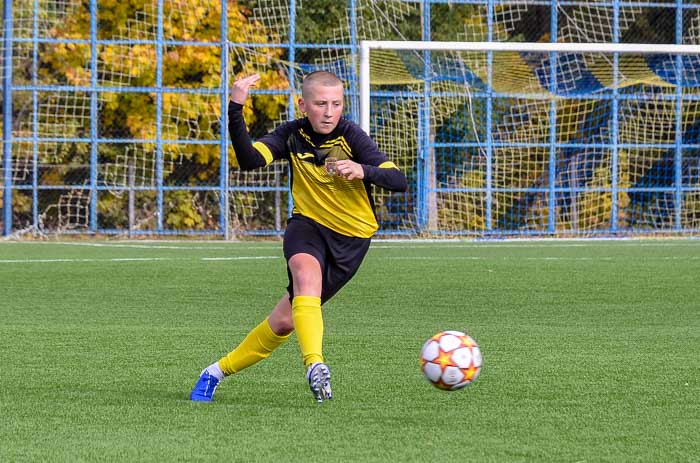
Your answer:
[230,74,261,105]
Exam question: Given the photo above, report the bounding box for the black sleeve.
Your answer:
[362,164,408,192]
[227,101,268,171]
[345,122,408,192]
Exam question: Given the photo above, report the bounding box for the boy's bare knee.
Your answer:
[268,295,294,335]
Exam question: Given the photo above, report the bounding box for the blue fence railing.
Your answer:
[1,0,699,238]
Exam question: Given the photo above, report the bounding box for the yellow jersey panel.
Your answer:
[289,155,378,238]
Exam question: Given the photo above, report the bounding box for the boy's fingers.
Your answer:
[230,74,261,104]
[236,74,261,86]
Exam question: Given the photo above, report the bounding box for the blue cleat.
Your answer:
[306,362,332,403]
[189,369,220,402]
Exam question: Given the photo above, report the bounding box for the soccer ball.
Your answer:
[420,330,482,391]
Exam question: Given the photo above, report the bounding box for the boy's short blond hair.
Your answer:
[302,71,343,98]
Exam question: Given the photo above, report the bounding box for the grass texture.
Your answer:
[0,239,698,462]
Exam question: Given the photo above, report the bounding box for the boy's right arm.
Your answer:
[228,101,273,170]
[227,74,276,170]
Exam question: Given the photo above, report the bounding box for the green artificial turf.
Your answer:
[0,239,698,462]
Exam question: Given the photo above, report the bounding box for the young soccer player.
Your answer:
[189,71,407,403]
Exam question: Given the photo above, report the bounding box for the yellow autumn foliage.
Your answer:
[34,0,289,229]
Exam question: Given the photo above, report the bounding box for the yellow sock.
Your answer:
[218,317,291,375]
[291,295,324,368]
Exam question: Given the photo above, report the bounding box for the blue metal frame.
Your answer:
[485,0,494,232]
[220,0,230,239]
[349,0,359,123]
[2,0,700,237]
[418,1,431,230]
[287,0,297,223]
[155,0,165,232]
[2,0,13,235]
[547,3,558,233]
[89,0,99,232]
[31,0,39,231]
[610,0,621,233]
[674,0,684,231]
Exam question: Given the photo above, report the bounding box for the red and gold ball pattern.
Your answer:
[420,330,482,391]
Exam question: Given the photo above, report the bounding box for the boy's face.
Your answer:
[299,83,344,135]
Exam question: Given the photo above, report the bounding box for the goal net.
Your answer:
[360,41,700,237]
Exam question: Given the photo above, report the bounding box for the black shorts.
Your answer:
[283,215,371,304]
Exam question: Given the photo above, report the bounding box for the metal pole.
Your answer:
[220,0,230,239]
[32,0,39,233]
[128,161,135,237]
[286,0,297,224]
[349,0,358,123]
[3,0,14,236]
[275,169,281,231]
[610,0,621,233]
[359,42,370,135]
[359,41,700,55]
[674,0,684,232]
[547,0,559,233]
[485,1,494,232]
[422,1,437,231]
[89,0,98,232]
[156,0,164,232]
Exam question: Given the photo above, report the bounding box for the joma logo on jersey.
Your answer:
[295,152,315,160]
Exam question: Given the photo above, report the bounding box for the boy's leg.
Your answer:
[288,253,324,368]
[190,297,293,402]
[218,315,292,375]
[292,294,332,403]
[287,252,332,402]
[291,295,324,368]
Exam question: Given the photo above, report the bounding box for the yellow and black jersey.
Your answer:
[228,102,407,238]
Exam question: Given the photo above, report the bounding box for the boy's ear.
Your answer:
[298,97,306,113]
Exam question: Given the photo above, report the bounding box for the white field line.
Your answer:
[370,241,700,249]
[0,237,700,251]
[0,256,280,264]
[1,241,254,250]
[2,240,699,252]
[373,236,700,243]
[380,256,700,261]
[1,255,698,265]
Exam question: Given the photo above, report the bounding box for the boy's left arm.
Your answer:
[346,123,408,192]
[361,163,407,192]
